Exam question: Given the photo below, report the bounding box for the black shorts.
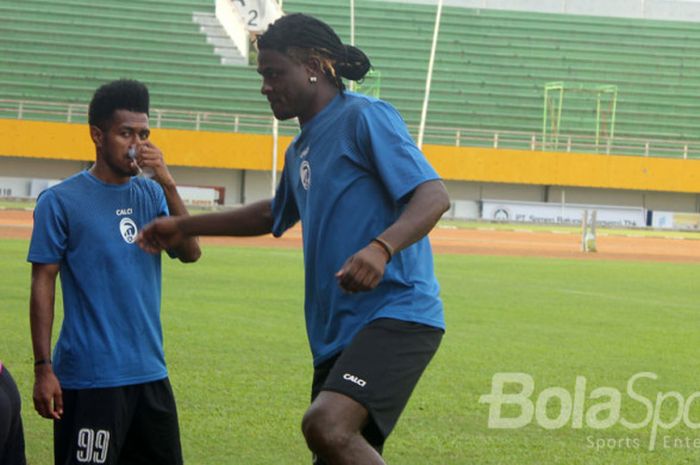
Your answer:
[311,318,443,450]
[55,378,182,465]
[0,366,26,465]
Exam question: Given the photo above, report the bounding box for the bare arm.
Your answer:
[336,180,450,293]
[29,263,63,420]
[137,140,201,263]
[180,199,274,237]
[137,199,274,253]
[159,182,201,263]
[375,179,450,254]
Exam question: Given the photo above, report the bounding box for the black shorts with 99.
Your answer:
[54,378,182,465]
[311,318,443,455]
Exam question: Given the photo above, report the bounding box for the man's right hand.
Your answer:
[33,366,63,420]
[137,216,185,253]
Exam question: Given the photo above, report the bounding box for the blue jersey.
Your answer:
[272,92,445,366]
[27,171,170,389]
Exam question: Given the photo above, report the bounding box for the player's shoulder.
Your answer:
[342,92,400,120]
[130,175,159,191]
[36,171,87,205]
[341,91,382,112]
[131,175,155,189]
[133,176,166,203]
[47,171,87,192]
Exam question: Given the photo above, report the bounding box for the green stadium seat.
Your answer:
[1,0,699,154]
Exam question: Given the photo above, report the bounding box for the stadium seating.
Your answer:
[1,0,699,157]
[284,2,700,153]
[0,0,269,125]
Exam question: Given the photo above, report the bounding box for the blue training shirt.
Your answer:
[272,92,445,366]
[27,171,170,389]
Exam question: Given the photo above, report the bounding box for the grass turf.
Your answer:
[1,238,699,464]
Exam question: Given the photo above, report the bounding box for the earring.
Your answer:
[309,76,318,83]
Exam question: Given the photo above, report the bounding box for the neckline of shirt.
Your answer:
[83,170,136,191]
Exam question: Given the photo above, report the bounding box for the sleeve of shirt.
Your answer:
[271,161,300,238]
[27,190,68,264]
[357,100,441,203]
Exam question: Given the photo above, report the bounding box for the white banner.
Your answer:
[650,211,700,230]
[0,177,62,198]
[481,200,646,227]
[176,186,221,207]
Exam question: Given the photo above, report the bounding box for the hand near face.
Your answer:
[133,141,174,186]
[335,243,389,293]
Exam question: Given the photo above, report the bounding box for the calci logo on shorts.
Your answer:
[343,373,367,388]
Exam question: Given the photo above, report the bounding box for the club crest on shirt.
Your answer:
[119,217,138,244]
[300,160,311,191]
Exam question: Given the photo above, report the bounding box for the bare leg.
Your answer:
[302,391,385,465]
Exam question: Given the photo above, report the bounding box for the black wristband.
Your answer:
[34,359,51,367]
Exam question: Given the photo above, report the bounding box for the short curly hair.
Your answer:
[88,79,149,129]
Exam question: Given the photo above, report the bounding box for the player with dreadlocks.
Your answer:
[138,13,449,465]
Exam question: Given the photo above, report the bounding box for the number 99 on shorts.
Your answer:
[77,428,111,464]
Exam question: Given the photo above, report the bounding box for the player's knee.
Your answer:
[301,407,329,448]
[302,406,353,454]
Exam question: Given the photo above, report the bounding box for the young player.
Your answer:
[29,79,200,465]
[138,14,449,465]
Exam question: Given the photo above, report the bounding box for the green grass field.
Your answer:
[2,238,699,464]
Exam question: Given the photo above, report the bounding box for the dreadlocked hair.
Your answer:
[256,13,371,91]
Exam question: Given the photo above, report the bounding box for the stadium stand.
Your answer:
[283,1,700,157]
[1,0,699,157]
[0,0,271,127]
